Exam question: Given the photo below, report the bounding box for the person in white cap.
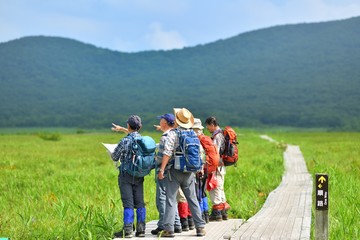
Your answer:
[192,118,210,223]
[157,108,206,237]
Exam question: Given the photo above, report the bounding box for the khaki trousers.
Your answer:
[209,166,226,206]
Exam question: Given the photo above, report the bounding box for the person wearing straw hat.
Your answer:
[157,108,206,237]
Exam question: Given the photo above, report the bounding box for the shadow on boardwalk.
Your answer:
[115,139,313,240]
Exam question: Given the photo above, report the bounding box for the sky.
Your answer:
[1,0,359,52]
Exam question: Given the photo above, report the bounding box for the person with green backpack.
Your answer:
[111,115,155,238]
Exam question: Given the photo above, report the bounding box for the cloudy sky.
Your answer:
[1,0,359,52]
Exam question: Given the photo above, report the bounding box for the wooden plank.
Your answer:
[230,145,312,240]
[116,219,243,240]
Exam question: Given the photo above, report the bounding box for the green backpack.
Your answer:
[123,136,156,177]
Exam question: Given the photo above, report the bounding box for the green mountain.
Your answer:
[1,17,359,130]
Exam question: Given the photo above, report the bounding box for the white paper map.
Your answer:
[102,143,117,154]
[102,143,119,169]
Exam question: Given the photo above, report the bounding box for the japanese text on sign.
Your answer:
[315,173,328,210]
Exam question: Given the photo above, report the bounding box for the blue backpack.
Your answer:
[124,136,156,177]
[172,129,202,172]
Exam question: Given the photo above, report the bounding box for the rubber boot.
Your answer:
[136,208,146,237]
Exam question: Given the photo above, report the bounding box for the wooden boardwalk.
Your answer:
[115,141,313,239]
[230,145,313,239]
[123,219,243,240]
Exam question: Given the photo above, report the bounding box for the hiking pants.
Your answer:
[118,172,145,209]
[209,166,227,206]
[156,177,181,229]
[163,169,205,232]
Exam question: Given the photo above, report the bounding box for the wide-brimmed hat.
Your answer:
[192,118,204,130]
[173,108,194,129]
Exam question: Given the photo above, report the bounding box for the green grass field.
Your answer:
[0,130,359,239]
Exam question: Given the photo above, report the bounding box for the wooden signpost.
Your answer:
[315,173,329,240]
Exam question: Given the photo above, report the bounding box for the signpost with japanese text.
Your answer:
[315,173,329,240]
[316,174,328,210]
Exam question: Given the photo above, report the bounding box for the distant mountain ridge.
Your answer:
[0,16,359,130]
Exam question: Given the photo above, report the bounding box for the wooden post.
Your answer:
[315,173,328,240]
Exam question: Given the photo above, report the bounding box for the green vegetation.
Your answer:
[0,130,358,239]
[269,131,360,239]
[0,130,284,239]
[1,16,359,130]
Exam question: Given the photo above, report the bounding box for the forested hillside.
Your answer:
[0,16,359,130]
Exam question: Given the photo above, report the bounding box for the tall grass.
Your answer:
[0,130,285,239]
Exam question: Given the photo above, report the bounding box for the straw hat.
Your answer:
[173,108,194,129]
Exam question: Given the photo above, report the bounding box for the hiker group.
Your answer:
[110,108,238,238]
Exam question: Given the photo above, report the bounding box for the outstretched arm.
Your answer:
[111,123,129,134]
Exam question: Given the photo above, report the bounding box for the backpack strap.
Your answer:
[171,128,182,153]
[127,134,137,156]
[211,129,223,140]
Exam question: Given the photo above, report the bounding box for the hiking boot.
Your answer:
[114,231,133,238]
[135,222,145,237]
[188,216,195,230]
[174,227,182,233]
[151,227,163,235]
[114,224,133,238]
[196,227,206,237]
[209,209,222,222]
[180,217,189,231]
[157,230,175,238]
[221,209,228,220]
[135,231,145,237]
